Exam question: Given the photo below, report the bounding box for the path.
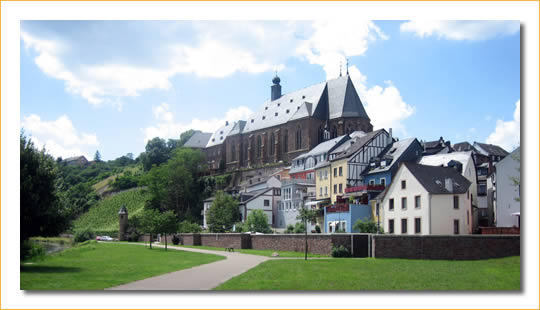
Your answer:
[107,243,269,290]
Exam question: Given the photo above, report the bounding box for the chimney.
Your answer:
[388,128,393,146]
[444,178,454,192]
[271,75,282,101]
[225,120,229,126]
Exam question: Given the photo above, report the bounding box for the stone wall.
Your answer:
[372,235,520,260]
[480,227,520,235]
[250,234,334,255]
[199,233,250,249]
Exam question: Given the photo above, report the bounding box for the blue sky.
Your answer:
[20,20,520,161]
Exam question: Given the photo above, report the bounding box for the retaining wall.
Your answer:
[372,235,520,260]
[480,227,520,235]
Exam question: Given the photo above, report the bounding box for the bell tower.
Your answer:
[118,205,128,241]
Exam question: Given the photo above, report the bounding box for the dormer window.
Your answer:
[286,109,290,113]
[220,131,223,134]
[381,161,386,168]
[302,95,305,99]
[275,112,278,116]
[212,138,215,142]
[297,106,300,110]
[220,137,223,140]
[262,116,266,120]
[277,103,281,106]
[265,107,268,110]
[290,99,293,102]
[251,119,254,123]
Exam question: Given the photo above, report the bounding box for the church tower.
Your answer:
[271,74,282,101]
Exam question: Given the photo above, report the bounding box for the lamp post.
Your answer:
[376,202,380,234]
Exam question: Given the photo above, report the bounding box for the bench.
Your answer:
[225,246,234,252]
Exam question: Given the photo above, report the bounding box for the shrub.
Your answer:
[353,218,378,233]
[21,240,46,261]
[233,222,245,232]
[331,245,351,258]
[74,227,95,243]
[172,235,180,245]
[244,210,272,233]
[285,224,295,233]
[315,225,321,233]
[293,222,305,234]
[178,220,202,233]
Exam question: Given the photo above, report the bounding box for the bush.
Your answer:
[331,245,351,258]
[353,218,378,233]
[21,240,46,261]
[293,222,305,234]
[244,210,272,233]
[172,235,180,245]
[285,224,295,233]
[178,220,202,233]
[233,222,245,232]
[74,228,95,243]
[315,225,321,233]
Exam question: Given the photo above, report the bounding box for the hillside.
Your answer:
[72,188,149,233]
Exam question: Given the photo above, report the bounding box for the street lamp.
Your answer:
[376,202,380,234]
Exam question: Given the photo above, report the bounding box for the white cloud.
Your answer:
[349,66,414,136]
[21,114,99,159]
[297,20,388,78]
[486,100,520,151]
[400,21,519,41]
[142,104,252,142]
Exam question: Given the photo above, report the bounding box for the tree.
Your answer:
[20,132,69,241]
[157,210,177,251]
[140,208,161,249]
[141,137,170,171]
[296,200,318,260]
[244,210,271,233]
[94,150,102,162]
[179,129,199,147]
[509,149,521,202]
[353,218,379,233]
[206,191,241,232]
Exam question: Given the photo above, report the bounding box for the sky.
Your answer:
[20,20,521,161]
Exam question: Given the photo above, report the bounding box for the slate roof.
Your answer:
[290,135,350,174]
[206,121,237,147]
[238,187,278,205]
[331,129,387,161]
[229,121,246,136]
[366,138,417,174]
[64,155,88,162]
[418,151,474,173]
[453,142,477,153]
[184,132,212,148]
[327,75,370,120]
[473,142,509,157]
[404,162,471,194]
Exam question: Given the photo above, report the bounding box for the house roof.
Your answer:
[238,187,279,205]
[331,129,386,161]
[366,138,417,174]
[290,135,350,174]
[229,120,247,136]
[494,146,520,168]
[206,121,236,147]
[418,151,474,173]
[327,75,370,120]
[184,132,212,148]
[473,142,509,157]
[64,155,88,162]
[404,162,471,195]
[453,141,477,153]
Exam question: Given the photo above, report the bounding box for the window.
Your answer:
[453,196,459,209]
[388,219,394,234]
[454,219,460,234]
[339,167,343,176]
[415,195,421,209]
[325,186,328,196]
[339,184,343,193]
[269,133,275,156]
[401,197,407,210]
[319,171,322,180]
[401,180,406,189]
[334,168,337,177]
[334,184,337,194]
[325,170,328,179]
[295,127,302,150]
[369,179,375,185]
[320,187,323,196]
[415,218,421,234]
[283,130,288,153]
[389,198,394,211]
[256,136,262,158]
[401,218,408,234]
[380,178,386,186]
[231,144,236,161]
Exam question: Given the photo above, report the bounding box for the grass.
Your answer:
[21,241,225,290]
[72,188,149,232]
[215,256,520,290]
[177,245,328,258]
[30,236,73,245]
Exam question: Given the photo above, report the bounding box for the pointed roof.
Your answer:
[473,142,509,157]
[365,138,419,174]
[331,129,387,161]
[206,121,236,147]
[327,75,370,120]
[184,132,212,148]
[453,141,477,153]
[404,162,471,195]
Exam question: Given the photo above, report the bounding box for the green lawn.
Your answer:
[21,241,225,290]
[177,245,328,258]
[215,256,520,290]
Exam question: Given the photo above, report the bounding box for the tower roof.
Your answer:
[118,205,128,215]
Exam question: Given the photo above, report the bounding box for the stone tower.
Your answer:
[118,205,128,241]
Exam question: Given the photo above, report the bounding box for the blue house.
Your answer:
[324,203,372,233]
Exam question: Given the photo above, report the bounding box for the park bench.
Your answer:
[225,246,235,252]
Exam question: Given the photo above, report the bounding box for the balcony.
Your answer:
[282,178,316,186]
[345,184,385,193]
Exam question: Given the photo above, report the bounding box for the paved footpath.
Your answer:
[107,243,269,290]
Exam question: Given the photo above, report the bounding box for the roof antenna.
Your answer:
[339,61,342,77]
[346,58,349,75]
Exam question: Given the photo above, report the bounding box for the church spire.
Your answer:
[346,58,349,75]
[339,61,342,77]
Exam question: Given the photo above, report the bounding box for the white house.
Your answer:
[243,175,282,193]
[419,151,479,233]
[238,187,281,226]
[381,162,472,235]
[491,147,520,227]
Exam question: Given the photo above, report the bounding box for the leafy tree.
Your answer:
[206,191,241,232]
[293,222,306,234]
[167,139,181,151]
[141,137,170,171]
[178,221,202,233]
[296,200,318,260]
[20,132,69,242]
[94,150,102,162]
[140,208,161,249]
[353,218,379,233]
[178,129,199,147]
[509,150,521,202]
[157,210,177,251]
[285,224,295,233]
[244,210,271,233]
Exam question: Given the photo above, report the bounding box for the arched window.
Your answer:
[231,143,236,161]
[283,129,288,153]
[347,124,354,135]
[244,143,248,161]
[331,126,338,139]
[270,132,275,156]
[257,136,262,158]
[318,125,325,143]
[295,127,302,150]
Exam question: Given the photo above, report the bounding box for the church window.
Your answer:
[318,125,325,143]
[283,130,289,153]
[270,133,276,156]
[231,144,236,161]
[295,127,302,150]
[331,126,338,139]
[257,136,262,158]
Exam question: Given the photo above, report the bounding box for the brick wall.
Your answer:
[372,235,520,260]
[480,227,520,235]
[199,233,250,249]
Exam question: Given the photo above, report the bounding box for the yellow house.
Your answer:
[329,158,347,203]
[315,163,332,202]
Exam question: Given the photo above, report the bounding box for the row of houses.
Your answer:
[200,129,520,235]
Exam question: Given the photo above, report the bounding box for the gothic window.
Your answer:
[318,125,325,143]
[244,143,248,161]
[283,129,288,153]
[347,123,354,134]
[231,144,236,162]
[257,136,262,158]
[295,127,302,150]
[270,132,275,156]
[331,126,338,139]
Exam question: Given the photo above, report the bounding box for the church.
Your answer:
[187,73,374,172]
